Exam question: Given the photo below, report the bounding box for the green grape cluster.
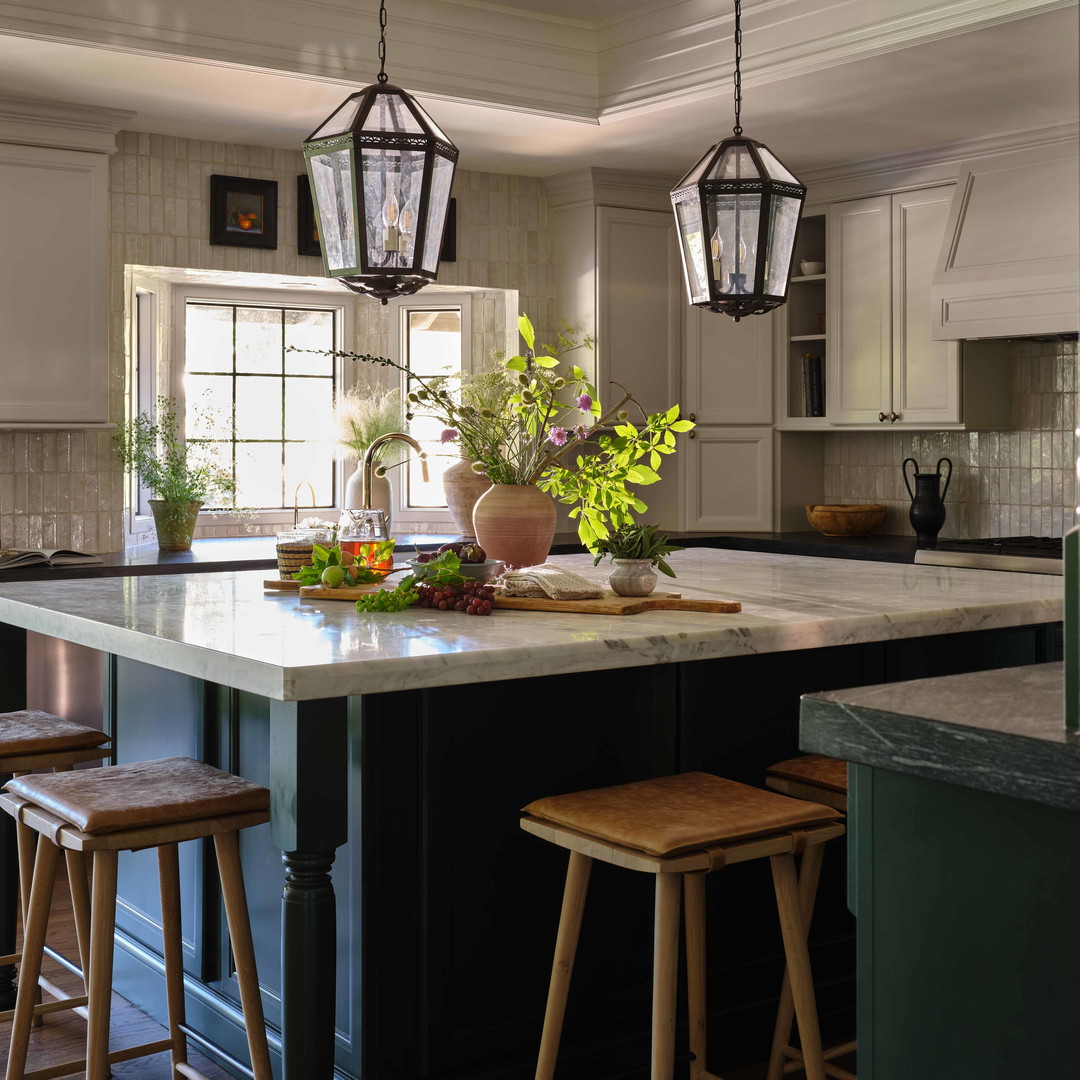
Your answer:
[355,586,420,614]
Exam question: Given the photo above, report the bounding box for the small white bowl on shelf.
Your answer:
[799,260,825,276]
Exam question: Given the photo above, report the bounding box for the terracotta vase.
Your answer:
[472,484,556,568]
[149,500,201,552]
[442,458,492,539]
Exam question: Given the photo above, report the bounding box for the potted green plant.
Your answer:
[114,397,236,551]
[592,523,684,596]
[294,315,695,567]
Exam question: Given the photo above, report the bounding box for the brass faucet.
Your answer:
[362,432,429,509]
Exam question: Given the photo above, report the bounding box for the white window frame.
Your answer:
[167,285,354,529]
[385,292,473,531]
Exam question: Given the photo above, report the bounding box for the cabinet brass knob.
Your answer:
[688,413,696,422]
[889,411,900,422]
[878,412,887,423]
[688,429,696,439]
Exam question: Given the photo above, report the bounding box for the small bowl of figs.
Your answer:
[409,542,504,582]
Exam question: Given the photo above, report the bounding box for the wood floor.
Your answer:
[0,871,234,1080]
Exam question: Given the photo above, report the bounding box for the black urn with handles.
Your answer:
[902,457,952,547]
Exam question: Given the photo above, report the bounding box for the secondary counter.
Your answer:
[0,549,1060,701]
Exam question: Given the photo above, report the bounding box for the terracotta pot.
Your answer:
[608,559,658,596]
[149,500,201,552]
[442,458,492,538]
[472,484,556,568]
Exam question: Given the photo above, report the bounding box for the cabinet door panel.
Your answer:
[685,426,773,531]
[892,187,960,425]
[684,304,773,424]
[828,197,891,424]
[0,144,108,423]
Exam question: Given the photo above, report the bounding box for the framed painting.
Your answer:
[209,175,278,249]
[297,175,321,258]
[440,197,457,263]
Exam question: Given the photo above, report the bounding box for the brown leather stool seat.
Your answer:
[1,756,273,1080]
[765,755,848,812]
[521,771,845,1080]
[764,755,855,1080]
[0,710,111,1028]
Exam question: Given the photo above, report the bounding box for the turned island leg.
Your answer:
[270,698,348,1080]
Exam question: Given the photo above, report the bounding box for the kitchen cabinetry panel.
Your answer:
[685,426,773,531]
[0,142,108,424]
[684,303,772,425]
[827,196,892,425]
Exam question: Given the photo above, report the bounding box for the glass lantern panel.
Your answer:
[310,95,364,140]
[755,145,800,185]
[360,147,428,272]
[361,90,424,134]
[409,97,452,144]
[672,192,709,304]
[308,150,356,273]
[707,193,761,296]
[707,144,761,182]
[421,155,454,274]
[675,143,719,188]
[764,194,802,295]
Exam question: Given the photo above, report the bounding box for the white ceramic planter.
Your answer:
[608,559,658,596]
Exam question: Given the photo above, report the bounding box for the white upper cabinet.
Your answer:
[825,185,992,429]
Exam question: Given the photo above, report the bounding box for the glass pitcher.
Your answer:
[339,509,394,573]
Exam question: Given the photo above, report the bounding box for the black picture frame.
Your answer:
[440,197,457,263]
[209,174,278,249]
[296,175,321,258]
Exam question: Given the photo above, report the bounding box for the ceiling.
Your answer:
[0,0,1075,180]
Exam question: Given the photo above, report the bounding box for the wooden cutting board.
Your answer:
[492,592,741,615]
[299,582,387,600]
[264,579,301,591]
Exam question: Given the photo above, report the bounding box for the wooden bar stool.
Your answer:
[0,756,273,1080]
[0,710,112,1028]
[520,771,846,1080]
[764,755,854,1080]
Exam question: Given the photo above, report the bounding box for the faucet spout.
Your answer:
[362,432,428,509]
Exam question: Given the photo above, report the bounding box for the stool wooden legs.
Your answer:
[535,851,592,1080]
[684,872,716,1080]
[214,831,272,1080]
[651,874,681,1080]
[159,842,188,1079]
[770,853,826,1080]
[86,849,118,1080]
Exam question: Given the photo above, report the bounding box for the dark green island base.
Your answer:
[802,663,1078,1079]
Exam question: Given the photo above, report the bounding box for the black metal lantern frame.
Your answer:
[670,0,806,320]
[302,2,458,304]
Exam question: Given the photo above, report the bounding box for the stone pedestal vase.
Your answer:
[149,500,201,552]
[442,458,492,539]
[472,484,556,569]
[608,559,658,596]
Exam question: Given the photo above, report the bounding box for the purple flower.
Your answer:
[574,425,588,440]
[439,428,459,444]
[549,427,569,447]
[576,393,592,411]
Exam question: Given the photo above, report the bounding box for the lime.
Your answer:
[321,565,346,588]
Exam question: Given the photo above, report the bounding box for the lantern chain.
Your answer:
[732,0,742,136]
[377,0,389,83]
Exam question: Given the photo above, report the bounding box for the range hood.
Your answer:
[931,141,1079,340]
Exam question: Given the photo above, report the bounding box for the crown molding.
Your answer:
[800,121,1080,203]
[0,94,134,152]
[544,167,674,211]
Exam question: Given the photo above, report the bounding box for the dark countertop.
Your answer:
[0,529,918,583]
[800,662,1079,811]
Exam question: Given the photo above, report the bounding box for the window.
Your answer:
[388,294,472,526]
[182,300,339,509]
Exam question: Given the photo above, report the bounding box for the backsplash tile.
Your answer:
[823,339,1078,538]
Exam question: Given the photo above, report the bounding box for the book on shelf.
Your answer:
[0,548,103,569]
[801,354,825,417]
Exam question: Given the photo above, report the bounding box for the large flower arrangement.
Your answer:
[298,315,694,550]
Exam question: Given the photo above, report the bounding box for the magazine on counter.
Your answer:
[0,548,103,569]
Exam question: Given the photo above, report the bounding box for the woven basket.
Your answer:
[276,541,315,579]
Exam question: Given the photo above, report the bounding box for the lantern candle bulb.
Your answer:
[382,188,400,252]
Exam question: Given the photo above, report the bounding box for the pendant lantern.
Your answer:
[302,0,458,304]
[670,0,806,320]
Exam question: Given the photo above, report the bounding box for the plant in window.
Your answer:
[291,315,694,567]
[114,396,236,552]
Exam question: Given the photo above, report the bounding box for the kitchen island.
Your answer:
[801,663,1077,1078]
[0,550,1062,1080]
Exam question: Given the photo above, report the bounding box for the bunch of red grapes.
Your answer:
[416,579,496,616]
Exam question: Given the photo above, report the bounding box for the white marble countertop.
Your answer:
[0,549,1061,701]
